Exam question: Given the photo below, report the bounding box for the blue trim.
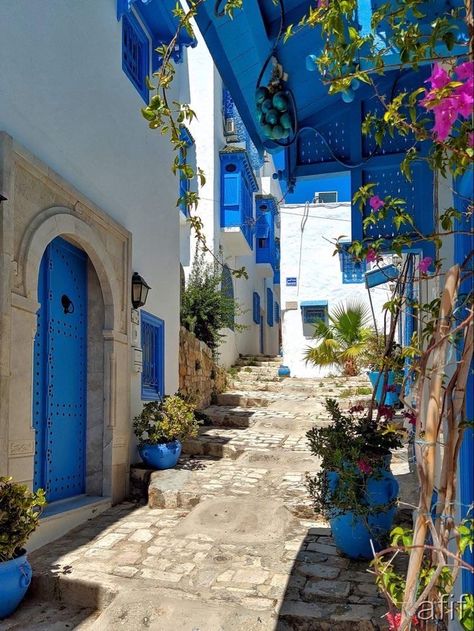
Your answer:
[454,167,474,594]
[266,288,274,327]
[252,291,261,325]
[300,300,328,308]
[220,150,257,249]
[301,303,328,325]
[365,264,399,289]
[141,310,165,401]
[121,11,150,103]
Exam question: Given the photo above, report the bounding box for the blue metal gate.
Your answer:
[33,237,88,502]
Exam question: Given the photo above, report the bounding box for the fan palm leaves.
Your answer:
[304,301,373,376]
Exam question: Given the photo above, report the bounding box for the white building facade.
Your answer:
[181,34,281,367]
[280,202,390,378]
[0,0,193,544]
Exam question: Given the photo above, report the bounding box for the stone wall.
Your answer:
[179,327,227,409]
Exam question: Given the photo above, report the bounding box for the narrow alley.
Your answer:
[2,359,411,631]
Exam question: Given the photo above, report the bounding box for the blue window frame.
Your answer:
[141,311,165,400]
[266,288,274,327]
[340,244,366,284]
[252,291,261,324]
[122,12,149,103]
[301,301,328,325]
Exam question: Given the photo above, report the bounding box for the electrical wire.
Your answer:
[296,201,310,297]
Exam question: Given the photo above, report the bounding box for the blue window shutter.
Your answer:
[122,12,150,103]
[274,302,280,323]
[266,288,274,327]
[223,173,241,207]
[253,292,260,324]
[141,311,165,400]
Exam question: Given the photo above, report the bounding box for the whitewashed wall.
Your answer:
[280,203,390,378]
[182,31,281,368]
[0,1,181,416]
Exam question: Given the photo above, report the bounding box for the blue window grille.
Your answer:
[221,265,235,330]
[274,302,280,323]
[252,291,261,324]
[301,301,328,325]
[141,311,165,400]
[122,12,149,103]
[339,244,366,284]
[266,288,274,327]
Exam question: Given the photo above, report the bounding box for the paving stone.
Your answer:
[233,568,270,585]
[295,562,341,580]
[303,579,351,602]
[111,565,139,578]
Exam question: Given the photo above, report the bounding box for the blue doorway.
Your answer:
[33,237,88,502]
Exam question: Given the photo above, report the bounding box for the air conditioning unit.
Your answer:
[224,117,236,135]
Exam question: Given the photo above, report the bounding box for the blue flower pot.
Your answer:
[278,365,291,377]
[0,551,32,619]
[325,464,399,559]
[138,440,182,470]
[368,370,400,406]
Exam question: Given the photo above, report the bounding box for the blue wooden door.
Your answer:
[33,237,88,502]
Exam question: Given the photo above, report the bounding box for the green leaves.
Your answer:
[458,519,474,556]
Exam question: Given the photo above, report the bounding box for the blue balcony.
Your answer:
[220,148,258,256]
[255,196,278,278]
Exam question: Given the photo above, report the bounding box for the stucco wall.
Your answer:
[280,202,390,378]
[0,0,181,409]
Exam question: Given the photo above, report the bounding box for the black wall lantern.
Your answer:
[131,272,151,309]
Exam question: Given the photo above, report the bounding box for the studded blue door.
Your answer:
[33,237,87,502]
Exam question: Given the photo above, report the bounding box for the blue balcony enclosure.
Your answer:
[365,264,399,289]
[256,195,278,277]
[266,288,274,327]
[301,301,329,325]
[220,148,258,255]
[252,291,261,325]
[117,0,196,71]
[274,238,281,285]
[191,1,466,258]
[223,88,264,173]
[121,11,150,103]
[339,242,366,284]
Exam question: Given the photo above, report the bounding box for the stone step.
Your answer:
[231,373,282,384]
[238,354,281,362]
[234,360,282,369]
[181,434,245,459]
[200,405,259,428]
[215,391,273,408]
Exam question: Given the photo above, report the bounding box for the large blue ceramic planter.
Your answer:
[326,463,399,559]
[139,440,182,470]
[368,370,400,406]
[0,551,32,619]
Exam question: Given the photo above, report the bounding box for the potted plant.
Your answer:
[0,477,46,619]
[133,395,199,470]
[306,399,403,559]
[361,333,405,406]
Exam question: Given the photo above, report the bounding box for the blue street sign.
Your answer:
[286,277,297,286]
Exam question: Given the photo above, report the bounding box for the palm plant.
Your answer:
[304,301,373,376]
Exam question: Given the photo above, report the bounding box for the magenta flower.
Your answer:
[454,80,474,118]
[425,63,450,90]
[432,100,458,141]
[317,0,328,7]
[366,248,377,263]
[357,459,372,475]
[418,256,433,274]
[455,61,474,81]
[369,195,385,212]
[404,411,417,427]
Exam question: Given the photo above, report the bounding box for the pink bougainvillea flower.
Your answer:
[366,248,377,263]
[317,0,328,7]
[404,411,417,426]
[432,100,458,141]
[418,256,433,274]
[454,80,474,118]
[378,404,395,420]
[357,459,372,475]
[425,63,451,90]
[369,195,385,211]
[455,60,474,81]
[386,612,420,630]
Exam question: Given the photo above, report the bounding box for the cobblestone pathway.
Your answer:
[2,358,411,631]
